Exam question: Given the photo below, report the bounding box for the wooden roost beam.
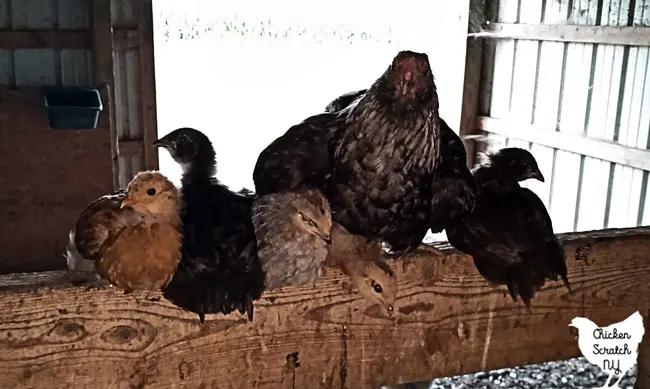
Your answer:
[0,227,648,388]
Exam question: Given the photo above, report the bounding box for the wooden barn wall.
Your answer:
[0,0,114,274]
[478,0,650,234]
[112,0,146,188]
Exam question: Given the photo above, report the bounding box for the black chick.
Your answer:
[446,147,571,306]
[254,50,442,258]
[324,89,475,235]
[153,128,265,322]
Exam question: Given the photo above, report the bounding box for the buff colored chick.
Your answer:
[327,222,398,316]
[68,171,182,293]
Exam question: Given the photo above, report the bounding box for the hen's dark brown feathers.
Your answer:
[253,113,338,196]
[429,118,476,234]
[254,51,441,257]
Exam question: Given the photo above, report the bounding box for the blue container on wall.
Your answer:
[44,86,104,130]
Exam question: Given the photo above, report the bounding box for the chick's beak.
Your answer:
[386,304,394,316]
[323,233,332,244]
[151,138,169,148]
[120,198,134,209]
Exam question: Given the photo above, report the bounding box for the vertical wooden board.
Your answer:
[508,1,540,123]
[550,0,592,233]
[114,51,128,143]
[608,44,649,228]
[57,0,90,29]
[125,50,140,138]
[602,0,634,228]
[9,0,56,28]
[637,41,650,226]
[137,0,159,171]
[59,50,91,86]
[111,0,137,27]
[0,50,12,85]
[0,0,8,27]
[578,0,623,231]
[488,0,518,119]
[575,158,612,230]
[118,155,130,189]
[502,0,541,190]
[533,0,569,225]
[13,50,57,86]
[573,0,603,232]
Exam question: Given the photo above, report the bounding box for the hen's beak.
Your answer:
[322,233,332,244]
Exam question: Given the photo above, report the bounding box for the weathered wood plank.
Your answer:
[91,0,119,190]
[0,228,648,388]
[476,116,650,171]
[136,0,159,171]
[471,22,650,47]
[0,28,137,49]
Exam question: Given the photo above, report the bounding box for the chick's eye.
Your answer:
[371,280,383,294]
[146,188,156,196]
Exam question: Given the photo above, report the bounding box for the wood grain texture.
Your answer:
[472,23,650,47]
[0,28,138,50]
[0,87,114,274]
[0,227,648,388]
[136,0,159,171]
[91,0,119,190]
[476,116,650,171]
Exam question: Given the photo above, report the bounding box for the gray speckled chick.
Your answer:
[251,185,332,290]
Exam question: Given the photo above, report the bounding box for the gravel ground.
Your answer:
[382,358,637,389]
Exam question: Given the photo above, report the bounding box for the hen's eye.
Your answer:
[371,280,383,294]
[146,188,156,196]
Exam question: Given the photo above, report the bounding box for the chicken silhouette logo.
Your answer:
[569,311,645,389]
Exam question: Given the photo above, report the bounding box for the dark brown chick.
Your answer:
[252,184,332,290]
[94,171,182,293]
[326,222,397,316]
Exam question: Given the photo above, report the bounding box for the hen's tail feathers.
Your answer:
[64,229,95,272]
[163,265,264,323]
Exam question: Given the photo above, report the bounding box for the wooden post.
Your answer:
[90,0,119,190]
[137,0,159,171]
[459,0,486,166]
